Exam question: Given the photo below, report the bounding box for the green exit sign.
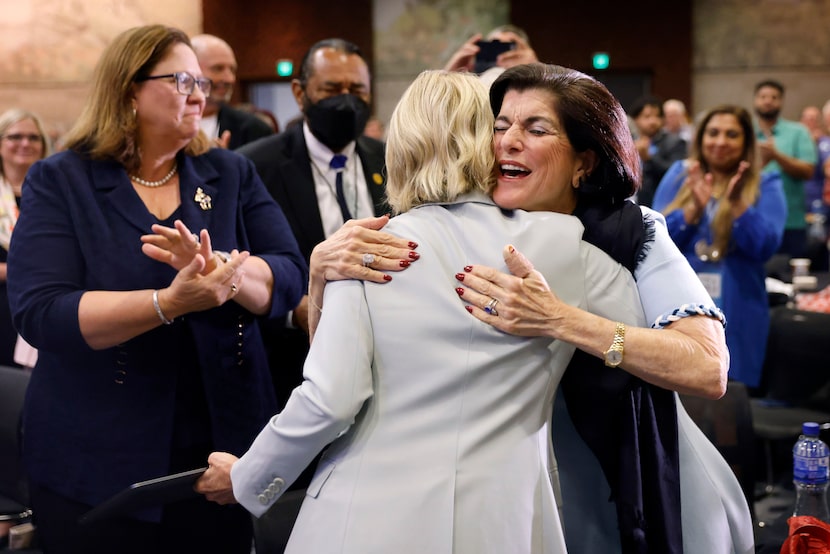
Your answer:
[276,60,294,77]
[592,52,610,70]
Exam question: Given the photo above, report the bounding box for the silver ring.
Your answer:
[230,283,238,293]
[362,253,376,267]
[483,298,499,317]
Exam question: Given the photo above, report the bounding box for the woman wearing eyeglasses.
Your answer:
[0,109,51,369]
[6,25,306,553]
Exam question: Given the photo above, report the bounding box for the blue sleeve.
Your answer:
[7,156,90,353]
[651,161,701,251]
[730,171,787,262]
[634,207,717,326]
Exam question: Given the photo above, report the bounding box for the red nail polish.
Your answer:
[383,275,392,281]
[399,260,411,268]
[455,287,464,296]
[465,306,473,313]
[464,265,473,272]
[408,251,420,260]
[408,241,418,249]
[455,273,465,281]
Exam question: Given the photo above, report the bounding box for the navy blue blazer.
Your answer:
[6,147,306,514]
[218,104,274,150]
[237,123,389,263]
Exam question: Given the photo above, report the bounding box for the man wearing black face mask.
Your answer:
[237,38,389,413]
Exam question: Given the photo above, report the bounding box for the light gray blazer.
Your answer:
[231,193,645,553]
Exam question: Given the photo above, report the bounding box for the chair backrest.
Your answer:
[0,365,31,506]
[763,306,830,409]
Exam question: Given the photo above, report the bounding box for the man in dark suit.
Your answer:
[629,95,688,208]
[237,38,388,408]
[191,34,274,150]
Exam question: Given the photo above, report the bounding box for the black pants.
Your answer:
[29,480,252,554]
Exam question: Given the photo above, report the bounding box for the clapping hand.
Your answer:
[758,132,776,166]
[141,219,224,276]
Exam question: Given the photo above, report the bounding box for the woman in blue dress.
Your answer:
[652,104,787,388]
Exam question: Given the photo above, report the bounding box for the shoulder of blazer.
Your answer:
[356,135,385,158]
[236,124,303,166]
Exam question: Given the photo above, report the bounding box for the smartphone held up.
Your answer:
[473,40,515,73]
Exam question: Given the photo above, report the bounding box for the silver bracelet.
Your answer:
[152,289,173,325]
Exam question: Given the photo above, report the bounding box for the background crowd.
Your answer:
[1,19,828,554]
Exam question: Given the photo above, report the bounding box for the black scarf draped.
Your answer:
[562,199,682,554]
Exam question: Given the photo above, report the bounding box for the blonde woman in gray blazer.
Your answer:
[198,70,645,553]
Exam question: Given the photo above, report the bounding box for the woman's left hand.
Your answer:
[195,451,239,505]
[141,219,221,275]
[455,245,565,338]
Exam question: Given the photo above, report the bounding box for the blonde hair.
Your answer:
[385,70,495,214]
[663,105,760,257]
[0,108,52,177]
[62,25,209,172]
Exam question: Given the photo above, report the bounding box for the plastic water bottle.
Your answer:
[793,421,830,521]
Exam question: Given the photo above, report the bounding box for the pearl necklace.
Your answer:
[130,162,178,188]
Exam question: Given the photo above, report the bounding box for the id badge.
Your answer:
[696,270,722,307]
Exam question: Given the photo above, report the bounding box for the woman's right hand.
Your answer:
[141,219,222,276]
[682,161,712,223]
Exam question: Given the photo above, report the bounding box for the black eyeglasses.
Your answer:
[1,133,42,143]
[135,71,212,96]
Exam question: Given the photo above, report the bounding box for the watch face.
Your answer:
[606,350,623,365]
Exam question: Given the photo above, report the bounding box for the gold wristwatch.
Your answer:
[604,322,626,368]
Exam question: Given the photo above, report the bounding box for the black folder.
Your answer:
[79,467,207,524]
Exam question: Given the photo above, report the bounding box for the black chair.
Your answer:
[0,365,34,542]
[751,306,830,494]
[680,380,757,520]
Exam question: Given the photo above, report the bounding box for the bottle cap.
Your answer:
[803,422,821,436]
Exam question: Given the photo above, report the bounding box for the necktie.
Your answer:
[330,154,351,221]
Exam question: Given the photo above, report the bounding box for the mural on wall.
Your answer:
[0,0,200,84]
[694,0,830,69]
[373,0,509,77]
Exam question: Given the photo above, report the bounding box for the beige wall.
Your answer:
[0,0,201,138]
[692,0,830,120]
[4,0,830,138]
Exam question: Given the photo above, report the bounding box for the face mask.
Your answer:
[304,93,371,152]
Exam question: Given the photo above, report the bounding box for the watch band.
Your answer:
[604,322,626,367]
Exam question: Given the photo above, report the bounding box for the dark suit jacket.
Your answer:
[218,104,274,150]
[237,124,389,408]
[6,148,307,517]
[639,130,688,208]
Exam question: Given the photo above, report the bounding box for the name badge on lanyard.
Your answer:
[697,269,723,307]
